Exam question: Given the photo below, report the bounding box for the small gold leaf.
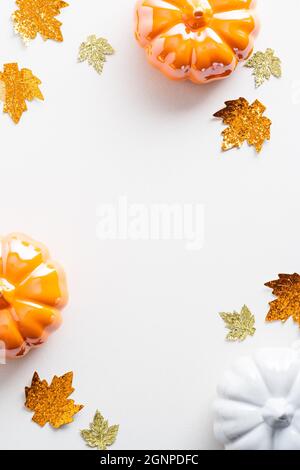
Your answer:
[78,35,115,75]
[81,410,119,450]
[220,305,256,342]
[245,48,282,88]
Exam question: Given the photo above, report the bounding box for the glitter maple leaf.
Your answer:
[25,372,83,428]
[78,35,115,75]
[265,274,300,325]
[220,305,256,342]
[0,63,44,124]
[246,48,282,88]
[214,98,272,153]
[81,410,119,450]
[12,0,69,43]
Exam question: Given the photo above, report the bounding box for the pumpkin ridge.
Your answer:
[16,261,46,288]
[190,29,237,81]
[252,355,274,397]
[12,300,62,338]
[210,14,256,59]
[202,26,236,55]
[227,423,272,450]
[208,0,257,14]
[221,396,262,409]
[219,413,264,442]
[136,1,182,46]
[16,262,68,309]
[0,233,68,358]
[0,306,26,346]
[219,393,263,409]
[291,413,300,433]
[10,300,61,349]
[150,17,183,42]
[2,233,51,286]
[231,357,270,405]
[287,373,300,404]
[11,298,58,309]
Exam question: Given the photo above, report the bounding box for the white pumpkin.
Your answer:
[214,343,300,450]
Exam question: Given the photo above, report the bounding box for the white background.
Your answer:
[0,0,299,450]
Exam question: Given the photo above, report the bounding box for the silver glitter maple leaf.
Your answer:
[78,35,114,75]
[245,48,282,88]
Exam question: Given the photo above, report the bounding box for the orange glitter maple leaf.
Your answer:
[265,274,300,325]
[214,97,272,153]
[25,372,83,428]
[0,63,44,124]
[12,0,69,43]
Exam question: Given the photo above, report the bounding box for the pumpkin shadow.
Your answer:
[0,347,41,388]
[128,48,231,113]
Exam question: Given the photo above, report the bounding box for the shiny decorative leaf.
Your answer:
[0,63,44,123]
[245,48,282,87]
[265,273,300,325]
[220,305,256,342]
[78,35,114,75]
[12,0,68,43]
[214,98,272,153]
[81,410,119,450]
[25,372,83,428]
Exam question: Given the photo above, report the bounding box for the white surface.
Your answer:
[0,0,299,450]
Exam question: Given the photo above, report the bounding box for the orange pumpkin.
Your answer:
[0,233,68,359]
[135,0,258,84]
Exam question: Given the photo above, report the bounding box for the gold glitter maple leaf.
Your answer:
[265,274,300,325]
[78,35,115,75]
[214,98,272,153]
[220,305,256,342]
[0,63,44,124]
[12,0,69,43]
[81,410,119,450]
[245,48,282,88]
[25,372,83,428]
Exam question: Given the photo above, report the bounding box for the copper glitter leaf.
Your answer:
[265,274,300,325]
[78,35,115,75]
[220,305,256,342]
[245,48,282,88]
[25,372,83,428]
[81,410,119,450]
[12,0,69,43]
[0,63,44,124]
[214,98,272,153]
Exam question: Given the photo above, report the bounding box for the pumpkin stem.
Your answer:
[182,3,213,32]
[263,398,294,429]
